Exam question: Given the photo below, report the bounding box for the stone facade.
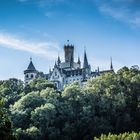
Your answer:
[24,43,114,90]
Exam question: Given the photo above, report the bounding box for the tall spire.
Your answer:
[49,66,51,73]
[30,57,32,62]
[83,49,89,68]
[77,56,81,64]
[54,61,57,67]
[110,57,113,70]
[98,66,100,73]
[57,55,61,65]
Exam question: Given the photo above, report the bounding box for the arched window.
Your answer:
[26,74,29,78]
[31,74,34,78]
[54,83,57,88]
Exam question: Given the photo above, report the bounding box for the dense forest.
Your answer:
[0,66,140,140]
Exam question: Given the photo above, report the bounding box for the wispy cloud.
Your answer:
[45,11,56,18]
[0,32,61,60]
[18,0,69,5]
[18,0,140,27]
[18,0,28,2]
[92,0,140,27]
[18,0,70,17]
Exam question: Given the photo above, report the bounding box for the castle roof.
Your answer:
[24,58,37,74]
[63,68,83,77]
[27,60,36,71]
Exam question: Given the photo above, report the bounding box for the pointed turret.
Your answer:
[82,49,91,80]
[24,58,37,73]
[54,61,57,68]
[49,67,51,74]
[24,58,38,84]
[27,57,36,71]
[57,56,61,65]
[83,49,89,68]
[110,57,113,71]
[77,56,81,64]
[77,56,81,68]
[98,67,100,73]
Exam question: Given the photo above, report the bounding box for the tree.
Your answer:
[31,103,57,140]
[0,78,24,108]
[0,66,139,140]
[25,78,56,93]
[0,97,17,140]
[10,91,46,129]
[16,127,41,140]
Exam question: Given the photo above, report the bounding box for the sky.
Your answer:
[0,0,140,80]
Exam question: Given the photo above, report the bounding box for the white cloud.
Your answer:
[93,0,140,27]
[45,11,54,18]
[18,0,28,2]
[18,0,69,6]
[99,4,129,21]
[0,32,61,60]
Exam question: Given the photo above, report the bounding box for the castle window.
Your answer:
[55,72,57,76]
[26,74,29,78]
[54,83,57,88]
[31,74,34,78]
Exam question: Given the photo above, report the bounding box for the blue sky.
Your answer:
[0,0,140,80]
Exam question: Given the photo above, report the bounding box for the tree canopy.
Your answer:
[0,66,140,140]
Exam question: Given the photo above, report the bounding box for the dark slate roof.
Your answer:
[99,70,113,73]
[27,61,36,71]
[63,69,83,77]
[44,74,49,80]
[24,60,37,74]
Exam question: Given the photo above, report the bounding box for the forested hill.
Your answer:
[0,66,140,140]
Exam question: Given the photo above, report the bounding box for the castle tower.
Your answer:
[24,58,37,84]
[64,40,74,65]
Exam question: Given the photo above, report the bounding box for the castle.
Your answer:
[24,42,114,90]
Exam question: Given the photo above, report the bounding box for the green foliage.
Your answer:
[0,78,24,108]
[24,78,56,93]
[16,127,41,140]
[0,66,140,139]
[31,103,56,139]
[94,132,140,140]
[10,91,46,128]
[0,97,17,140]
